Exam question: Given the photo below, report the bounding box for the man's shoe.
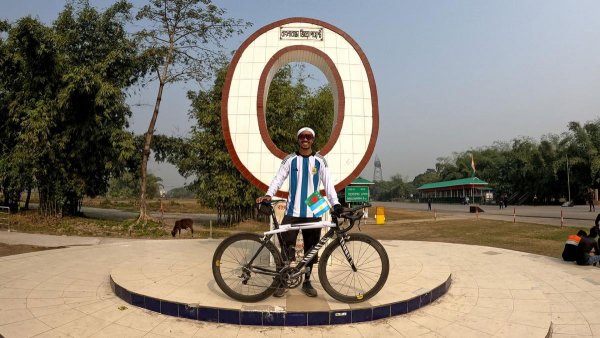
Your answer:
[273,287,286,297]
[302,281,318,297]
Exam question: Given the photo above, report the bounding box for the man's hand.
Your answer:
[256,195,272,204]
[332,204,343,216]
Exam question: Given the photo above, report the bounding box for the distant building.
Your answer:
[417,177,490,204]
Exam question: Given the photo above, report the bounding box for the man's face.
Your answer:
[297,132,314,150]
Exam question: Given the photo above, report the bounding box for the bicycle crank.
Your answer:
[280,267,303,289]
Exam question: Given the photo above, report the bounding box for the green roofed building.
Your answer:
[351,177,374,185]
[417,177,491,204]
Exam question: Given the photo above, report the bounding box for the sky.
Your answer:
[3,0,600,190]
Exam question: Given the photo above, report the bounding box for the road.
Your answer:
[374,201,599,228]
[84,203,600,228]
[80,206,219,224]
[27,202,600,229]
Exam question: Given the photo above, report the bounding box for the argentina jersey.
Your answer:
[266,152,339,218]
[285,154,323,217]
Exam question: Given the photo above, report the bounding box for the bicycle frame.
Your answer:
[244,207,357,279]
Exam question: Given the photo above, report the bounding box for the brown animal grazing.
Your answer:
[171,218,194,237]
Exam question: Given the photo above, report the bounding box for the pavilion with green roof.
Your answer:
[417,177,491,204]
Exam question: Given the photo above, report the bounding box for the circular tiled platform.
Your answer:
[110,239,451,326]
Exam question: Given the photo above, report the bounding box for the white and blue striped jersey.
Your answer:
[266,152,339,218]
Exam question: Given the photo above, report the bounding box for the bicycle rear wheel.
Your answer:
[212,233,283,302]
[318,233,389,303]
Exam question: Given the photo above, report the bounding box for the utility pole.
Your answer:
[567,156,571,202]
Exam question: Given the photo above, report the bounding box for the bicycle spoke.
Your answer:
[215,237,279,299]
[323,239,384,299]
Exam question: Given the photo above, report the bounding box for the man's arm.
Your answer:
[317,155,339,206]
[265,156,292,198]
[596,213,600,228]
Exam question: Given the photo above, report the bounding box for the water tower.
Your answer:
[373,155,383,182]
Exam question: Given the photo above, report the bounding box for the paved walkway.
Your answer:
[2,232,600,337]
[0,231,129,248]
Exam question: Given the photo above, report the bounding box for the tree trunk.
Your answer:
[138,80,166,224]
[24,187,31,210]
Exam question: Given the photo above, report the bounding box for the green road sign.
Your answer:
[345,186,369,202]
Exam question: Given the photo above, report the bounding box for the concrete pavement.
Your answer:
[2,232,600,337]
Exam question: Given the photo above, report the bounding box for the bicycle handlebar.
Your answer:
[257,200,371,233]
[333,202,371,233]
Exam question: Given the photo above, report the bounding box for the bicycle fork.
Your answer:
[338,235,358,272]
[300,230,357,273]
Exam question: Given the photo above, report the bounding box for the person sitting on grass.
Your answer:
[575,226,600,266]
[562,229,587,262]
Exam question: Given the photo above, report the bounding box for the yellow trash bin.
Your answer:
[375,206,385,225]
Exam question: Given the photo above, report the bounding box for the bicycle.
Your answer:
[212,201,389,303]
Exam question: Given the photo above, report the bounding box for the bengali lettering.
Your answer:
[280,27,323,41]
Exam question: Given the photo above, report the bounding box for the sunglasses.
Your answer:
[298,134,314,141]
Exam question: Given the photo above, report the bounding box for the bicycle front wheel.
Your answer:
[318,233,389,303]
[212,233,283,302]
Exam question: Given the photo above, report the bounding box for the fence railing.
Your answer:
[0,206,9,232]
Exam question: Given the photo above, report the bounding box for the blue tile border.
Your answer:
[285,312,307,326]
[391,300,408,316]
[219,309,240,325]
[373,305,390,320]
[330,310,351,325]
[352,308,372,323]
[240,311,262,325]
[161,301,178,317]
[145,297,161,313]
[263,311,285,326]
[109,273,452,326]
[179,304,197,320]
[131,293,145,308]
[308,311,330,325]
[198,307,218,323]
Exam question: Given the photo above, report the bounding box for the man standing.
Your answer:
[256,127,341,298]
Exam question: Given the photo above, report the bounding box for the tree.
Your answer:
[51,0,142,215]
[265,64,334,153]
[0,17,62,213]
[0,1,143,215]
[108,172,163,199]
[372,174,413,201]
[133,0,250,223]
[168,186,195,198]
[564,121,600,196]
[182,65,261,224]
[412,168,440,189]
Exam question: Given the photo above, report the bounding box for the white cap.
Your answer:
[297,127,315,138]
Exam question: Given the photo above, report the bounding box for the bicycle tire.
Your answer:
[318,233,389,303]
[212,232,283,302]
